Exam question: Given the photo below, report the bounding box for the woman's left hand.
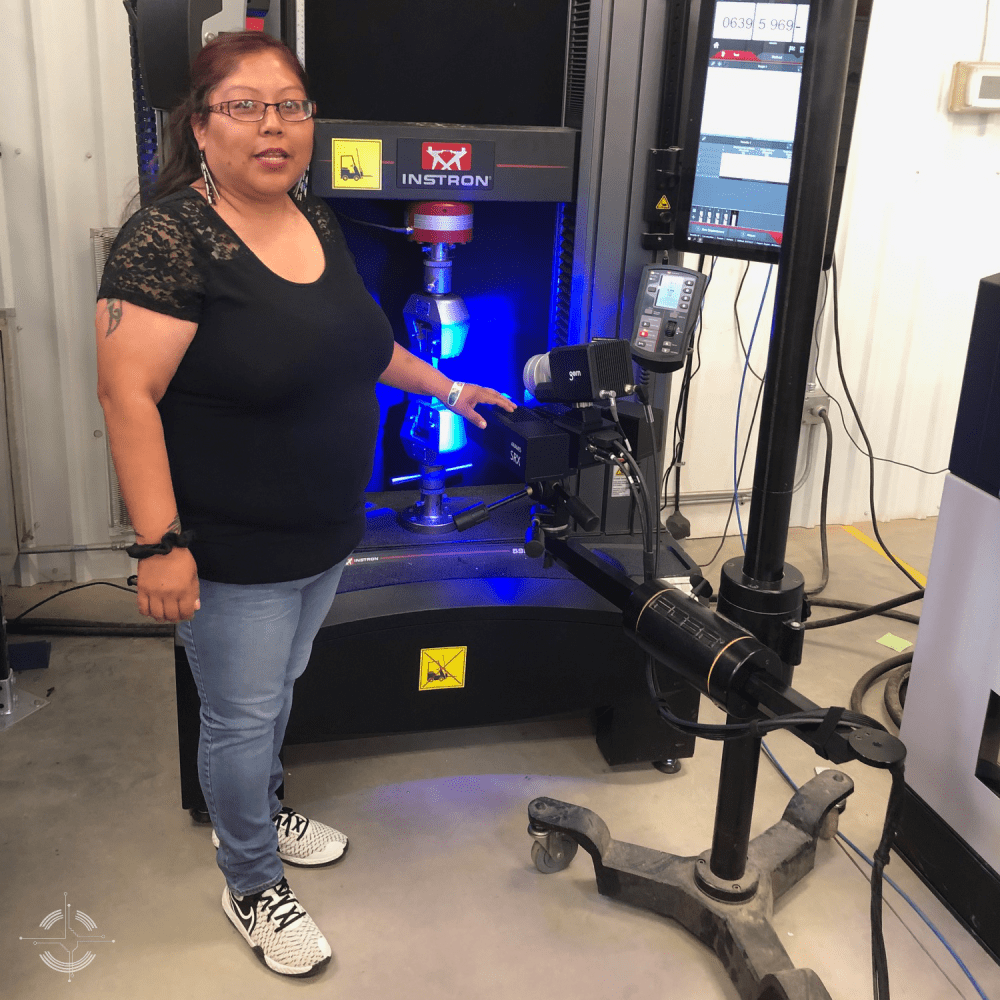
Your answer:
[444,383,517,429]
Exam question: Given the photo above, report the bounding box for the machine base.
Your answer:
[173,488,704,813]
[526,770,854,1000]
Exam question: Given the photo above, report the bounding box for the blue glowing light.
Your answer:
[401,398,467,458]
[436,405,466,453]
[391,463,473,485]
[439,319,470,360]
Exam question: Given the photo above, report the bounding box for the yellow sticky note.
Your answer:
[877,633,912,653]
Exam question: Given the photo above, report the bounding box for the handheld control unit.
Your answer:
[630,264,708,372]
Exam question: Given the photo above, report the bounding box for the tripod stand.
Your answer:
[520,1,902,996]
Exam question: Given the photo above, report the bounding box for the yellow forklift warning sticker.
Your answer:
[332,139,382,190]
[655,195,671,210]
[419,646,467,691]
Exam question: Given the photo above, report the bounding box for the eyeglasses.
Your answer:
[208,99,317,123]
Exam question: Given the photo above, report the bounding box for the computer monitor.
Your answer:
[674,1,811,264]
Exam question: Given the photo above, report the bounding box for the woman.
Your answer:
[96,31,514,978]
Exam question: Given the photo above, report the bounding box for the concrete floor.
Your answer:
[2,518,997,999]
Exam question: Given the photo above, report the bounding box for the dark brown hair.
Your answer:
[152,32,310,201]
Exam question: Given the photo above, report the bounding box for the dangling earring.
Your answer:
[199,149,219,206]
[293,165,310,202]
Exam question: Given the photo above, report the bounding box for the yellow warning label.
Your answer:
[332,139,382,190]
[655,195,671,211]
[419,646,467,691]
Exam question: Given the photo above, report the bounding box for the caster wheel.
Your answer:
[653,759,682,775]
[819,808,841,840]
[531,835,578,873]
[189,807,212,826]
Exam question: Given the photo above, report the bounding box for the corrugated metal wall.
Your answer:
[0,0,997,582]
[0,0,137,583]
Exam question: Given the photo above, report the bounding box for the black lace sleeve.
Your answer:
[98,202,206,322]
[301,195,346,247]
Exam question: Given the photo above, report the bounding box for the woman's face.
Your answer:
[192,50,314,203]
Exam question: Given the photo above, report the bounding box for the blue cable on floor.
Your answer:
[761,741,991,1000]
[733,265,773,550]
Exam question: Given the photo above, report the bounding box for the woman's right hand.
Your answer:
[137,548,201,622]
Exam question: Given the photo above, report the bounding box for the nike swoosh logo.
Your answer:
[231,894,256,934]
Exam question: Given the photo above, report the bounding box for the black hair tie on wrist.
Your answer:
[126,530,196,560]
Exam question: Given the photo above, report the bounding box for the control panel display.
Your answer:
[630,264,709,373]
[654,277,685,311]
[678,0,810,263]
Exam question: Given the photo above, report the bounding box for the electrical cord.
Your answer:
[646,657,886,742]
[850,651,913,730]
[883,664,909,729]
[338,213,413,235]
[828,260,928,591]
[761,746,990,1000]
[9,581,139,621]
[617,440,660,579]
[641,398,662,574]
[808,597,919,627]
[8,618,172,637]
[812,270,946,479]
[707,591,922,629]
[661,257,715,513]
[734,260,765,382]
[592,444,656,579]
[805,408,834,596]
[734,264,774,549]
[799,590,923,631]
[701,375,766,569]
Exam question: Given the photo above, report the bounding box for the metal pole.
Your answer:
[741,0,859,584]
[709,0,861,886]
[709,727,763,881]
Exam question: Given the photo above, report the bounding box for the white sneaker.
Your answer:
[222,877,331,977]
[212,806,349,867]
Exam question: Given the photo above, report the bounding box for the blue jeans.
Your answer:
[176,558,348,895]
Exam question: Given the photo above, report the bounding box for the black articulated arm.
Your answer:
[542,532,906,771]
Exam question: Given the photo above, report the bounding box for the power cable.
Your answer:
[805,407,833,596]
[734,260,764,382]
[9,580,139,621]
[734,265,774,549]
[812,270,947,477]
[808,597,919,627]
[829,260,925,591]
[661,257,715,515]
[850,651,913,729]
[799,590,923,630]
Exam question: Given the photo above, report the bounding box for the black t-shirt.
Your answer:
[98,188,395,584]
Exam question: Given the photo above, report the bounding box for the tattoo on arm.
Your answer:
[105,299,123,338]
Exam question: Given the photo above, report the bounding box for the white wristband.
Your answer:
[446,381,465,407]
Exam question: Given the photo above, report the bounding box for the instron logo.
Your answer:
[421,143,471,171]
